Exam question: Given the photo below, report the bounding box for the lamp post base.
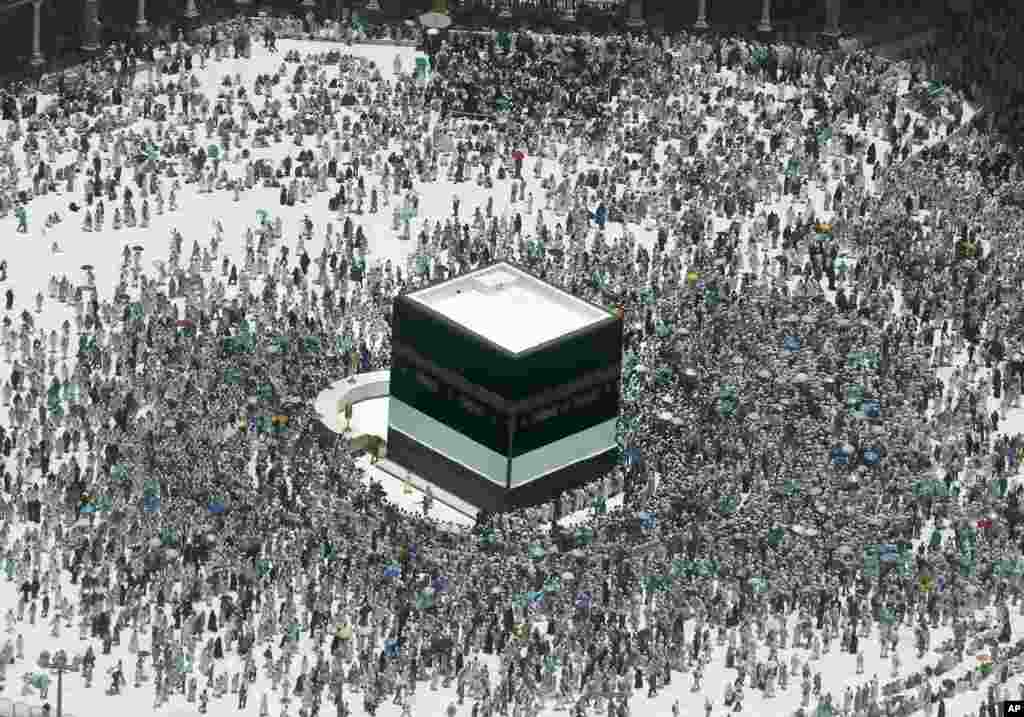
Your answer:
[693,19,708,30]
[81,42,100,52]
[29,53,45,68]
[757,21,772,32]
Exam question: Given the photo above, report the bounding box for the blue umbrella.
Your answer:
[784,335,801,352]
[639,512,656,530]
[879,544,898,562]
[862,399,881,418]
[623,447,642,467]
[384,564,401,578]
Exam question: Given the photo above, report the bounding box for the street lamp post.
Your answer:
[185,0,200,21]
[38,650,82,717]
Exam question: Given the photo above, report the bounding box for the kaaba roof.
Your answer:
[406,261,611,354]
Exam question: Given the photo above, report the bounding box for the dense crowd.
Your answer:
[0,9,1022,717]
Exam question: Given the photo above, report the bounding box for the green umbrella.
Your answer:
[693,559,717,577]
[268,336,289,354]
[959,552,975,577]
[990,477,1008,498]
[303,336,321,353]
[670,559,688,578]
[415,590,434,610]
[575,526,593,546]
[846,384,864,406]
[645,575,671,592]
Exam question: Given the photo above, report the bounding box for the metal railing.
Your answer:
[454,0,624,14]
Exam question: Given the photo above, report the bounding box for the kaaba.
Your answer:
[388,261,623,513]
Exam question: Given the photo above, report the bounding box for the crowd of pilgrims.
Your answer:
[0,9,1024,717]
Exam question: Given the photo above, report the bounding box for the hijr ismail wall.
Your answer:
[387,288,624,513]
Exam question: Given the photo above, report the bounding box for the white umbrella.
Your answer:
[419,11,451,29]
